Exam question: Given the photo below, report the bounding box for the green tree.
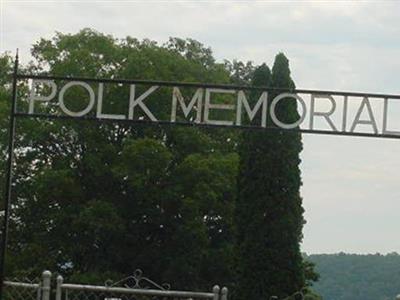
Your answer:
[303,288,323,300]
[224,60,255,85]
[0,54,13,201]
[0,30,317,297]
[309,252,400,300]
[236,54,305,299]
[3,29,238,291]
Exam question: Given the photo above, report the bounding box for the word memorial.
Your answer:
[23,77,400,138]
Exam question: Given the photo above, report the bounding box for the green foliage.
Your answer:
[235,54,305,300]
[2,29,238,290]
[0,53,13,202]
[0,54,12,86]
[308,252,400,300]
[0,29,314,297]
[303,288,323,300]
[224,60,256,85]
[303,259,320,287]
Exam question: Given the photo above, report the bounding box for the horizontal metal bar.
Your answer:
[61,284,215,298]
[15,74,400,99]
[3,281,40,289]
[13,112,400,140]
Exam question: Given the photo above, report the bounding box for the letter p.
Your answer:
[29,80,57,114]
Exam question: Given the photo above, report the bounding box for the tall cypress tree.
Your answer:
[236,53,304,299]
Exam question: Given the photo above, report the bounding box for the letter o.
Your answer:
[59,81,95,117]
[270,93,306,129]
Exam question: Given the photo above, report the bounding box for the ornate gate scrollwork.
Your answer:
[105,269,171,291]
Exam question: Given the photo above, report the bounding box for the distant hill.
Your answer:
[306,253,400,300]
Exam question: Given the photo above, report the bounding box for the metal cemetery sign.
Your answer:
[19,75,400,138]
[1,55,400,299]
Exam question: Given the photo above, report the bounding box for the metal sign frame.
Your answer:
[1,53,400,299]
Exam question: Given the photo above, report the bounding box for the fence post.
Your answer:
[213,285,220,300]
[221,287,228,300]
[41,271,52,300]
[56,275,64,300]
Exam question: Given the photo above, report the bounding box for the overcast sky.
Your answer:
[1,0,400,254]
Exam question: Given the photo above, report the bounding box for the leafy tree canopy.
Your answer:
[0,29,317,298]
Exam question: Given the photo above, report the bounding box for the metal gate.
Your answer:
[2,270,227,300]
[3,271,50,300]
